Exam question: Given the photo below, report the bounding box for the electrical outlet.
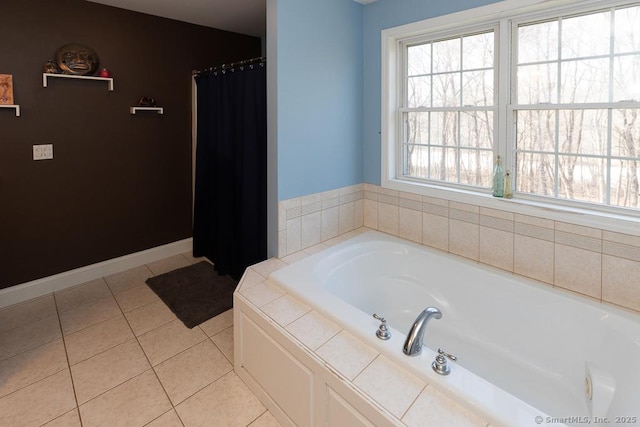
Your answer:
[33,144,53,160]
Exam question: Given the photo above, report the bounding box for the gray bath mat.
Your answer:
[145,261,237,328]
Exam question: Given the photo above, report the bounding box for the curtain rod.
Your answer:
[192,56,266,76]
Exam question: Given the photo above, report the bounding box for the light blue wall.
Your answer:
[362,0,502,184]
[276,0,364,200]
[273,0,503,201]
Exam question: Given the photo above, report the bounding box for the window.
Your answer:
[385,0,640,214]
[513,6,640,209]
[402,30,496,187]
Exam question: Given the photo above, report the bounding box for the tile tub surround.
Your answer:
[235,242,489,427]
[281,183,640,314]
[278,184,364,257]
[361,183,640,314]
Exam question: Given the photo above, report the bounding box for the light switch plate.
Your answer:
[33,144,53,160]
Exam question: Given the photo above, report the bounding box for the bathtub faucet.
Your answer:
[403,306,442,356]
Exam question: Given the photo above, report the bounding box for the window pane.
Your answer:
[561,11,610,59]
[611,157,640,208]
[460,111,493,149]
[408,76,432,108]
[613,55,640,102]
[518,20,559,64]
[432,72,461,107]
[432,38,460,72]
[612,109,640,158]
[615,6,640,54]
[558,109,608,155]
[405,145,429,178]
[516,110,556,152]
[514,6,640,209]
[430,147,458,182]
[517,63,558,104]
[406,112,429,144]
[395,3,640,210]
[463,32,494,69]
[462,70,493,106]
[408,43,431,76]
[459,149,492,186]
[430,112,458,146]
[558,155,606,203]
[402,29,494,188]
[560,58,609,103]
[516,153,556,196]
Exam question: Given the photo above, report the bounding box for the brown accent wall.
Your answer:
[0,0,261,289]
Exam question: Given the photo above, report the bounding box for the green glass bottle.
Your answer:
[492,155,504,197]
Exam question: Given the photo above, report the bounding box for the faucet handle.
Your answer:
[437,348,457,361]
[373,313,391,340]
[433,348,457,375]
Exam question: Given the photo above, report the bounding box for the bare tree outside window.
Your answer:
[515,6,640,209]
[397,3,640,213]
[404,31,495,187]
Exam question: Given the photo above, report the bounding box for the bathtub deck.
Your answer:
[235,228,491,427]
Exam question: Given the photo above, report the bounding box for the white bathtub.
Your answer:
[270,230,640,427]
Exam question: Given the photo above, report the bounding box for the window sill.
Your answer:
[382,177,640,237]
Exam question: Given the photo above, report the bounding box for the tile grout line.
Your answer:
[143,409,184,427]
[159,335,234,414]
[52,291,84,427]
[144,320,210,366]
[0,354,74,424]
[55,296,122,338]
[128,254,233,426]
[62,267,186,425]
[399,383,428,423]
[107,266,184,427]
[0,314,59,364]
[245,408,270,427]
[63,316,133,363]
[208,325,235,365]
[67,281,146,413]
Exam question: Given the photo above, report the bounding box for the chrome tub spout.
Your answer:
[403,306,442,356]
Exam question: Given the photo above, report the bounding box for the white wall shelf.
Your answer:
[0,104,20,117]
[0,104,21,116]
[42,73,114,91]
[130,107,163,115]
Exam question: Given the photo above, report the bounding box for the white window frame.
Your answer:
[381,0,640,234]
[398,24,499,188]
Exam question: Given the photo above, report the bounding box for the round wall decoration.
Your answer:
[55,43,100,75]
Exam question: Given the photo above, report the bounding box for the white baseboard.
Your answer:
[0,238,193,309]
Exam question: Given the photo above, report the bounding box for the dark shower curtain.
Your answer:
[193,61,267,280]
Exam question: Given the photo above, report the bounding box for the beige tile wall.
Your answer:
[279,183,640,314]
[278,184,364,257]
[363,183,640,313]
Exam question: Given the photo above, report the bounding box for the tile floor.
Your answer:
[0,253,281,427]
